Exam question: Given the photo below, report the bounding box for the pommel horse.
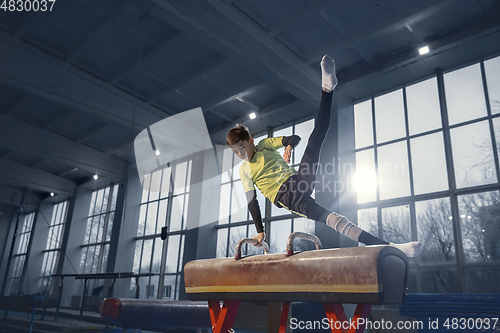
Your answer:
[184,232,409,333]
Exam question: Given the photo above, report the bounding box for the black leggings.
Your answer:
[299,90,333,186]
[275,91,386,245]
[299,90,334,222]
[274,90,333,222]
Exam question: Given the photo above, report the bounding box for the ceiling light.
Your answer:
[93,174,98,180]
[249,112,256,119]
[418,46,429,55]
[50,192,55,197]
[154,150,160,156]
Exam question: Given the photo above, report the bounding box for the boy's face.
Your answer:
[230,138,255,161]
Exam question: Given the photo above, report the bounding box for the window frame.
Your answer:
[353,56,500,293]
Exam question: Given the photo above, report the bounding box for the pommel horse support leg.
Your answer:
[184,232,409,333]
[100,298,211,331]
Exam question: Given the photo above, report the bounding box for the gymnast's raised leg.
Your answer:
[295,55,421,257]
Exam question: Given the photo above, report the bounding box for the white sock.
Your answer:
[321,55,338,92]
[326,212,363,242]
[390,241,422,258]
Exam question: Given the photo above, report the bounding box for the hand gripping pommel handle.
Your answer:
[286,232,322,256]
[235,238,270,259]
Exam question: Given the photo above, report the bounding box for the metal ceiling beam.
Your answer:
[0,151,12,159]
[0,107,120,162]
[304,0,456,64]
[71,0,158,46]
[107,81,267,155]
[341,13,500,90]
[108,81,266,156]
[150,0,322,109]
[387,0,402,13]
[265,0,332,36]
[65,1,129,63]
[43,15,87,42]
[404,22,425,43]
[105,137,135,156]
[147,56,229,103]
[203,81,266,112]
[236,97,260,112]
[0,160,76,195]
[317,11,374,66]
[201,74,231,93]
[58,167,79,178]
[209,97,300,136]
[42,110,74,130]
[30,159,47,169]
[117,22,157,47]
[0,185,39,209]
[472,0,485,16]
[0,31,166,132]
[75,124,111,143]
[12,12,39,38]
[106,82,267,155]
[109,30,182,84]
[6,97,31,116]
[0,118,126,180]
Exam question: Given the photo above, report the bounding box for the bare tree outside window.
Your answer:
[416,198,455,263]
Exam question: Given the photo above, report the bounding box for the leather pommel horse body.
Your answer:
[184,232,409,333]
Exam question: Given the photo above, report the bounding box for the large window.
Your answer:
[38,201,68,293]
[79,185,118,292]
[8,212,35,295]
[216,119,317,257]
[353,55,500,294]
[131,160,191,300]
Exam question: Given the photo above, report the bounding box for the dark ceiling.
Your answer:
[0,0,500,209]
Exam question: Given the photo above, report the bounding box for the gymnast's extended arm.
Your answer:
[246,190,264,243]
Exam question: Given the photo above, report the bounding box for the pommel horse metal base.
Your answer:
[100,298,211,331]
[184,232,409,333]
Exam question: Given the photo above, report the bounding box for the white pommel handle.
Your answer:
[286,232,322,256]
[235,238,270,259]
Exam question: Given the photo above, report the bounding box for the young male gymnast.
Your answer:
[226,55,421,257]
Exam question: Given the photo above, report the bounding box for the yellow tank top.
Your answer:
[239,137,296,204]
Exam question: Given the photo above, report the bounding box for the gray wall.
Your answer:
[23,200,54,294]
[0,207,19,296]
[58,187,92,306]
[114,165,142,298]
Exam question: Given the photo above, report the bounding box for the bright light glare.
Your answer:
[353,169,377,195]
[93,174,99,180]
[154,150,160,156]
[50,192,54,197]
[249,112,256,119]
[419,46,429,55]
